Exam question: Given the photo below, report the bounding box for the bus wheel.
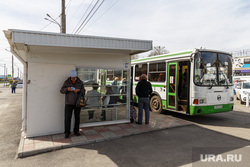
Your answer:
[150,95,162,113]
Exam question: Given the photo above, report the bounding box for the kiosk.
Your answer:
[4,29,152,137]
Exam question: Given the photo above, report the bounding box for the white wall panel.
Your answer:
[26,62,74,137]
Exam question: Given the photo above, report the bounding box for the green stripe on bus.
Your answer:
[189,103,234,115]
[133,83,165,88]
[132,51,192,63]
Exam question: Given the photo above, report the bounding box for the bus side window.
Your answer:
[135,64,147,81]
[148,62,166,82]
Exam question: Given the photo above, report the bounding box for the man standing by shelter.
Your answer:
[11,80,17,93]
[60,70,85,138]
[136,74,152,124]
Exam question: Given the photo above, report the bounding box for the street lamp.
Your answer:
[44,14,61,28]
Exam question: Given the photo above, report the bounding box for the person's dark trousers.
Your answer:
[64,104,81,135]
[12,87,16,93]
[101,110,106,121]
[138,97,150,124]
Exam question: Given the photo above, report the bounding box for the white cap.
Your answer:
[70,70,77,77]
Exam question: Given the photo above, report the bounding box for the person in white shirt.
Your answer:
[86,83,100,120]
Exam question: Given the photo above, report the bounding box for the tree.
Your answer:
[148,46,169,57]
[131,54,139,60]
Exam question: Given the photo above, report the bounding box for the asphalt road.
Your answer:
[0,85,249,167]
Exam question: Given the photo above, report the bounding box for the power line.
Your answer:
[68,0,86,25]
[66,0,73,14]
[74,0,104,34]
[72,0,95,34]
[76,0,106,34]
[82,0,119,32]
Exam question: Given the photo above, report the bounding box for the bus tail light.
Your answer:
[193,99,199,104]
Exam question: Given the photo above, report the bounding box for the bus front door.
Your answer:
[167,62,178,110]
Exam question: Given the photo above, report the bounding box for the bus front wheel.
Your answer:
[150,95,162,113]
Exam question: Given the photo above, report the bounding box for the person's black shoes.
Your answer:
[136,122,142,125]
[65,133,70,138]
[130,118,134,123]
[65,132,81,138]
[74,132,81,136]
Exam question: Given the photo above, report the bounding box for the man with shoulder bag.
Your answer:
[60,70,85,138]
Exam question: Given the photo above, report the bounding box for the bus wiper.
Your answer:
[225,80,229,89]
[222,73,229,89]
[208,81,214,89]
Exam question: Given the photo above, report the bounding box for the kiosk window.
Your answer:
[107,70,122,81]
[76,68,129,124]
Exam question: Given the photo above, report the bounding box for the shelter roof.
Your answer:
[3,29,152,63]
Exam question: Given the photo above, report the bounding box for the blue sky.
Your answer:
[0,0,250,77]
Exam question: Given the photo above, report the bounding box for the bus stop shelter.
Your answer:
[3,29,152,137]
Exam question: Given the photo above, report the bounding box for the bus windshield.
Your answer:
[243,82,250,89]
[194,52,233,86]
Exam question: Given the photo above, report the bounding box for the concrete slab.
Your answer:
[18,112,192,158]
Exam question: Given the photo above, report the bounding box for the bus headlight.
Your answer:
[193,99,206,104]
[230,97,234,101]
[199,99,206,104]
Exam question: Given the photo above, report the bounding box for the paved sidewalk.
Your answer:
[18,112,192,158]
[233,95,250,113]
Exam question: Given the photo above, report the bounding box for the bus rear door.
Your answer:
[167,62,178,110]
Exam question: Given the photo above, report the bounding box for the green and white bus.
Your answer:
[131,48,234,115]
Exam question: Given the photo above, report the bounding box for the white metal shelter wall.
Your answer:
[26,51,130,70]
[26,52,130,137]
[27,62,74,137]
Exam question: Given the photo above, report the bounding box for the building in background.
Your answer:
[233,56,250,81]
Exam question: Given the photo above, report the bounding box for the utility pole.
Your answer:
[4,64,6,86]
[18,67,19,78]
[61,0,66,33]
[12,55,14,80]
[45,0,66,33]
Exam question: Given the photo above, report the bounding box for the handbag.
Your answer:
[76,92,86,107]
[103,96,110,107]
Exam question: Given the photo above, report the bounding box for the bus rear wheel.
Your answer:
[150,95,162,113]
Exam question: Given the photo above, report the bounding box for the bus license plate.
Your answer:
[214,105,223,109]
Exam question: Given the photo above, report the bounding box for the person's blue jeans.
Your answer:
[11,87,16,93]
[138,97,150,124]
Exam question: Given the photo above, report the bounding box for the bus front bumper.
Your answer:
[189,103,234,115]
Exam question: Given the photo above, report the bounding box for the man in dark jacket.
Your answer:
[136,74,152,124]
[60,70,85,138]
[11,81,17,94]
